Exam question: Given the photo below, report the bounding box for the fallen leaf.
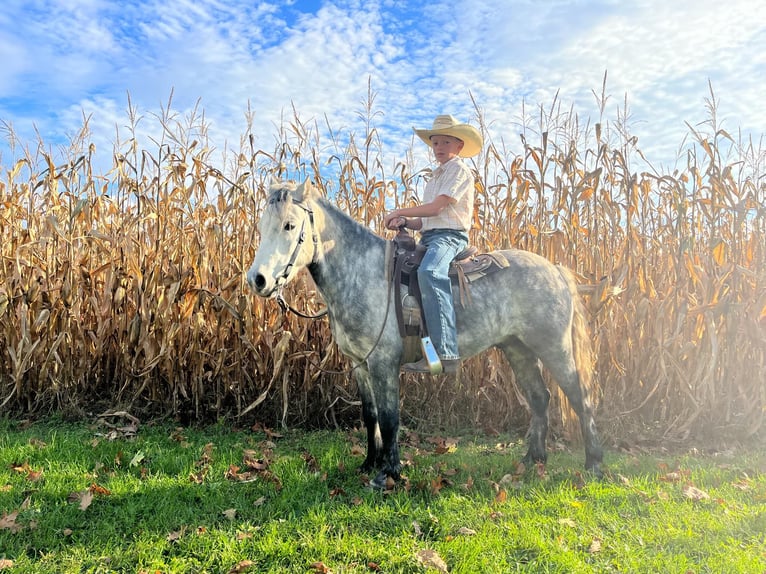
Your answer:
[682,485,710,501]
[0,511,20,533]
[302,451,320,472]
[223,508,237,521]
[494,489,507,504]
[189,467,209,484]
[166,529,184,543]
[350,444,365,456]
[253,496,267,506]
[412,521,423,538]
[227,559,255,573]
[456,527,477,536]
[588,538,602,553]
[129,451,146,467]
[78,489,94,511]
[416,549,449,573]
[309,562,332,573]
[90,483,112,496]
[63,528,73,536]
[11,461,42,482]
[558,518,577,528]
[0,559,13,570]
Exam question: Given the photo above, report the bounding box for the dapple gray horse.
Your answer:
[247,179,603,488]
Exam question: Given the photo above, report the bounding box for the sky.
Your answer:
[1,0,765,177]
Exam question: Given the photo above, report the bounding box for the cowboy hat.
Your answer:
[414,114,483,158]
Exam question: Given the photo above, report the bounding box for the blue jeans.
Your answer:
[417,229,468,360]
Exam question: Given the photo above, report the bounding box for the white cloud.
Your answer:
[1,0,764,174]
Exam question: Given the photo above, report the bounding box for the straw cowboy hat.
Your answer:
[414,114,483,158]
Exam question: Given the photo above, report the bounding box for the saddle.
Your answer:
[389,229,510,338]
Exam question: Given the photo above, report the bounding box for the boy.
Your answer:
[384,114,483,374]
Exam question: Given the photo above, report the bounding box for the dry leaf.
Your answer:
[223,508,237,521]
[588,538,602,553]
[78,489,94,511]
[90,483,112,496]
[456,527,477,536]
[350,444,365,456]
[416,549,449,573]
[129,451,146,467]
[0,511,20,533]
[227,559,255,573]
[558,518,577,528]
[309,562,332,573]
[682,485,710,501]
[412,521,423,538]
[0,559,13,570]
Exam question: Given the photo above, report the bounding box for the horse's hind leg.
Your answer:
[539,344,603,475]
[500,339,550,466]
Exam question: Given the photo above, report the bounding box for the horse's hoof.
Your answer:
[369,471,394,490]
[588,463,604,479]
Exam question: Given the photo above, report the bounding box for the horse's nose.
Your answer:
[248,271,267,294]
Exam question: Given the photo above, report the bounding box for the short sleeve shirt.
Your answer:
[421,156,474,232]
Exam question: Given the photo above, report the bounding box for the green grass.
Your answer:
[1,417,764,573]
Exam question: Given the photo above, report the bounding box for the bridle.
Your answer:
[270,196,327,319]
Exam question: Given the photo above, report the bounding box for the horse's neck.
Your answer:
[309,201,387,305]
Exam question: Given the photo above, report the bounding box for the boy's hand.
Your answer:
[384,212,406,229]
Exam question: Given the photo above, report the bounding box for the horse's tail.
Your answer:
[558,266,598,408]
[555,266,599,443]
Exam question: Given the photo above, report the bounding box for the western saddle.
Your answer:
[388,228,509,338]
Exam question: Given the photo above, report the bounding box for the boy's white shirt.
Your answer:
[421,156,474,232]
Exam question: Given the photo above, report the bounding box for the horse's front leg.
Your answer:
[361,359,401,489]
[354,366,381,474]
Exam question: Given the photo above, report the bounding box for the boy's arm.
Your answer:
[384,194,455,229]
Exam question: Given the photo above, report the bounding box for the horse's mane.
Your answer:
[266,180,385,250]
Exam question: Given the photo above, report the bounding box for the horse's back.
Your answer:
[479,248,570,292]
[455,248,575,354]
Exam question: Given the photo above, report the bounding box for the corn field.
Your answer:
[1,91,764,446]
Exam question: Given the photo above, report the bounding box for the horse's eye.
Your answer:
[283,222,296,232]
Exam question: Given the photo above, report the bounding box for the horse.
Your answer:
[247,179,603,488]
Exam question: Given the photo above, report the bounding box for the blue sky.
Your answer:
[1,0,764,174]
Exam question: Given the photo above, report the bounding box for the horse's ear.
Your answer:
[294,178,315,203]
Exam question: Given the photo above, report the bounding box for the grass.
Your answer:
[1,417,764,573]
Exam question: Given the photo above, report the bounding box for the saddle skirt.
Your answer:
[389,230,510,338]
